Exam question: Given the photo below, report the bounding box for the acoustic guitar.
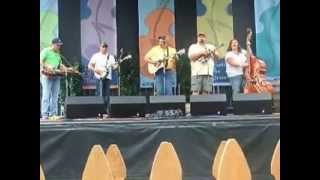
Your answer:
[147,48,185,75]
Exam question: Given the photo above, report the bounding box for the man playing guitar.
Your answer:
[188,33,219,95]
[145,36,178,96]
[40,38,73,120]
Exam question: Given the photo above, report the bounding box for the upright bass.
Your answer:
[244,28,274,94]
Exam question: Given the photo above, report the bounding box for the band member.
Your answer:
[188,33,219,95]
[225,39,248,94]
[40,38,71,120]
[88,42,118,116]
[145,36,177,95]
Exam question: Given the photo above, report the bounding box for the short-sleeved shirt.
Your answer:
[225,50,247,77]
[188,43,216,76]
[89,52,116,80]
[40,47,62,69]
[145,45,177,70]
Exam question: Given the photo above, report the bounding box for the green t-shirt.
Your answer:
[40,47,62,69]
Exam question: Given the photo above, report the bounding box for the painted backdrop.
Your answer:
[138,0,176,88]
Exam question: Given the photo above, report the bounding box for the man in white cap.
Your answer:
[188,33,219,95]
[88,42,118,117]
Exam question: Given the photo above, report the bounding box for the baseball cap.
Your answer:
[100,42,108,48]
[197,33,206,37]
[158,36,166,40]
[52,38,63,45]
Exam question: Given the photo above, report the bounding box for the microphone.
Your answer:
[119,48,124,59]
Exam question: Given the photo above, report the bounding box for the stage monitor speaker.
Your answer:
[148,95,186,114]
[109,96,147,117]
[232,93,272,115]
[65,96,105,119]
[190,94,227,115]
[65,96,146,119]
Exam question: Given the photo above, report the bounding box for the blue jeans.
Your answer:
[41,75,61,118]
[96,79,111,114]
[229,75,244,94]
[155,69,175,95]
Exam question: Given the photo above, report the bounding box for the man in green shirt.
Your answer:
[40,38,70,120]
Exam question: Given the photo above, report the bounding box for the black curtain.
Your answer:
[116,0,140,95]
[58,0,81,65]
[232,0,256,53]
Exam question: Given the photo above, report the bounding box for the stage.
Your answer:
[40,114,280,180]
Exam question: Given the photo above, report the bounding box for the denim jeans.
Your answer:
[41,75,61,118]
[229,75,244,94]
[96,78,111,114]
[155,69,175,96]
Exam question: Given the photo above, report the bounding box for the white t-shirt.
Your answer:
[188,43,216,76]
[89,52,116,80]
[225,50,247,77]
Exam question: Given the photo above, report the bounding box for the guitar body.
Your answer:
[147,58,176,74]
[148,63,163,75]
[147,49,185,75]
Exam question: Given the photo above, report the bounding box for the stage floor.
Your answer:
[40,113,280,125]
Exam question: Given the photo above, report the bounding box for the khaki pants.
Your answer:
[191,75,213,94]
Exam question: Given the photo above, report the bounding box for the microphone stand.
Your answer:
[60,54,73,97]
[162,48,169,96]
[163,61,166,96]
[59,54,74,116]
[117,48,124,96]
[118,63,121,96]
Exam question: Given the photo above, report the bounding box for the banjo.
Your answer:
[95,54,132,80]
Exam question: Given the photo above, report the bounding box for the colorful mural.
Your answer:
[196,0,233,56]
[255,0,280,79]
[138,0,176,88]
[80,0,117,88]
[40,0,58,50]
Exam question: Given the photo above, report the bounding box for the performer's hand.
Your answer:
[242,62,249,67]
[157,57,164,63]
[155,61,161,67]
[94,68,104,75]
[213,49,219,57]
[45,66,54,72]
[45,65,54,70]
[154,58,162,65]
[202,49,209,57]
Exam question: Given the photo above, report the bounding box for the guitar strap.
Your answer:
[106,54,110,65]
[105,54,110,73]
